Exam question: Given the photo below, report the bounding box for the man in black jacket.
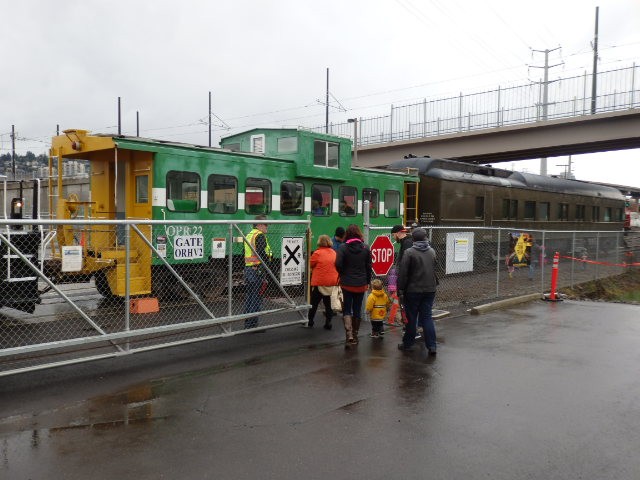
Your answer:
[396,228,438,354]
[390,225,413,273]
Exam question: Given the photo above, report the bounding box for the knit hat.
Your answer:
[411,228,427,241]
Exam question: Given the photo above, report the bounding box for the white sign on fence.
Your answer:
[61,245,83,272]
[280,236,304,286]
[446,232,474,274]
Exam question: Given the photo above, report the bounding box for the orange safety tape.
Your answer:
[559,255,640,267]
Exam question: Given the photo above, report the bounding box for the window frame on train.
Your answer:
[384,190,400,218]
[311,183,332,216]
[280,181,304,216]
[338,186,357,216]
[277,136,298,154]
[363,188,379,218]
[524,200,536,221]
[314,140,339,168]
[208,174,238,214]
[245,177,271,215]
[166,170,201,212]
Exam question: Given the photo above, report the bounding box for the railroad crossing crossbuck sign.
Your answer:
[370,235,394,276]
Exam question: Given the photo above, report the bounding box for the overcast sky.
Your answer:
[1,0,639,187]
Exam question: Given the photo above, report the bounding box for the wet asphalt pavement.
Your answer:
[1,299,640,480]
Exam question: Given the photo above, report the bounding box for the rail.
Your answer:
[312,64,640,147]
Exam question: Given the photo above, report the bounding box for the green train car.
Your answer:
[49,128,418,298]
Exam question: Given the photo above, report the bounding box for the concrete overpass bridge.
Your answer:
[354,109,640,167]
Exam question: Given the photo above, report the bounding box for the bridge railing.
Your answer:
[311,64,640,147]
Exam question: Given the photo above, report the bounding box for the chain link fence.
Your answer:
[1,218,635,376]
[0,219,310,376]
[366,224,632,312]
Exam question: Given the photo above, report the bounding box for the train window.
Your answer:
[245,178,271,215]
[524,201,536,220]
[208,174,237,214]
[278,137,298,154]
[281,181,304,215]
[576,204,586,221]
[250,134,265,154]
[339,186,357,216]
[363,189,379,218]
[136,175,149,204]
[615,208,624,222]
[166,171,200,212]
[384,190,400,218]
[538,202,550,221]
[502,199,517,220]
[558,203,569,221]
[604,207,612,222]
[591,206,600,222]
[311,184,331,216]
[475,197,484,219]
[314,140,339,168]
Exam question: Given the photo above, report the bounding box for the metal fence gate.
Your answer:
[0,219,311,376]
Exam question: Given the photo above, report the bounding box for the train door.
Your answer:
[404,181,419,225]
[127,152,152,220]
[124,151,153,295]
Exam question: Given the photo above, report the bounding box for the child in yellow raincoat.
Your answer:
[366,279,392,338]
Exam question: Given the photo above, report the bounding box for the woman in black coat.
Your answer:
[335,224,372,346]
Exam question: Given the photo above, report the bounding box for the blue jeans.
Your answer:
[341,288,365,319]
[244,266,264,328]
[402,291,437,351]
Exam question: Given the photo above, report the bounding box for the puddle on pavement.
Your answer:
[0,379,174,473]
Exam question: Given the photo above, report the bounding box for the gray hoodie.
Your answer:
[396,240,438,294]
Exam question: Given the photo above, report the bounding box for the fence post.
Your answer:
[496,86,501,127]
[125,222,131,338]
[571,231,576,287]
[540,230,546,292]
[363,200,370,244]
[595,232,600,280]
[422,98,427,137]
[631,62,636,108]
[227,222,233,317]
[458,92,463,132]
[390,104,394,142]
[496,227,501,298]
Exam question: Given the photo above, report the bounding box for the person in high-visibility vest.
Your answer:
[244,215,273,330]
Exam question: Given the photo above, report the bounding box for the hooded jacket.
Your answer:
[396,240,438,294]
[366,288,392,320]
[335,238,372,288]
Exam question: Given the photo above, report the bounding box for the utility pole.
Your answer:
[136,111,140,137]
[11,124,15,180]
[208,91,212,147]
[325,68,329,133]
[530,47,562,176]
[591,6,599,114]
[117,97,122,135]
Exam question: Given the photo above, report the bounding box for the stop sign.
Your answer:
[370,235,395,276]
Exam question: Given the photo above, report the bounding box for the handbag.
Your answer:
[330,286,343,312]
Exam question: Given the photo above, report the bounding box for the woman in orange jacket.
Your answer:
[307,234,339,329]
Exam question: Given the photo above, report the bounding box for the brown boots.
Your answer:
[343,315,361,347]
[352,317,361,343]
[343,315,356,346]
